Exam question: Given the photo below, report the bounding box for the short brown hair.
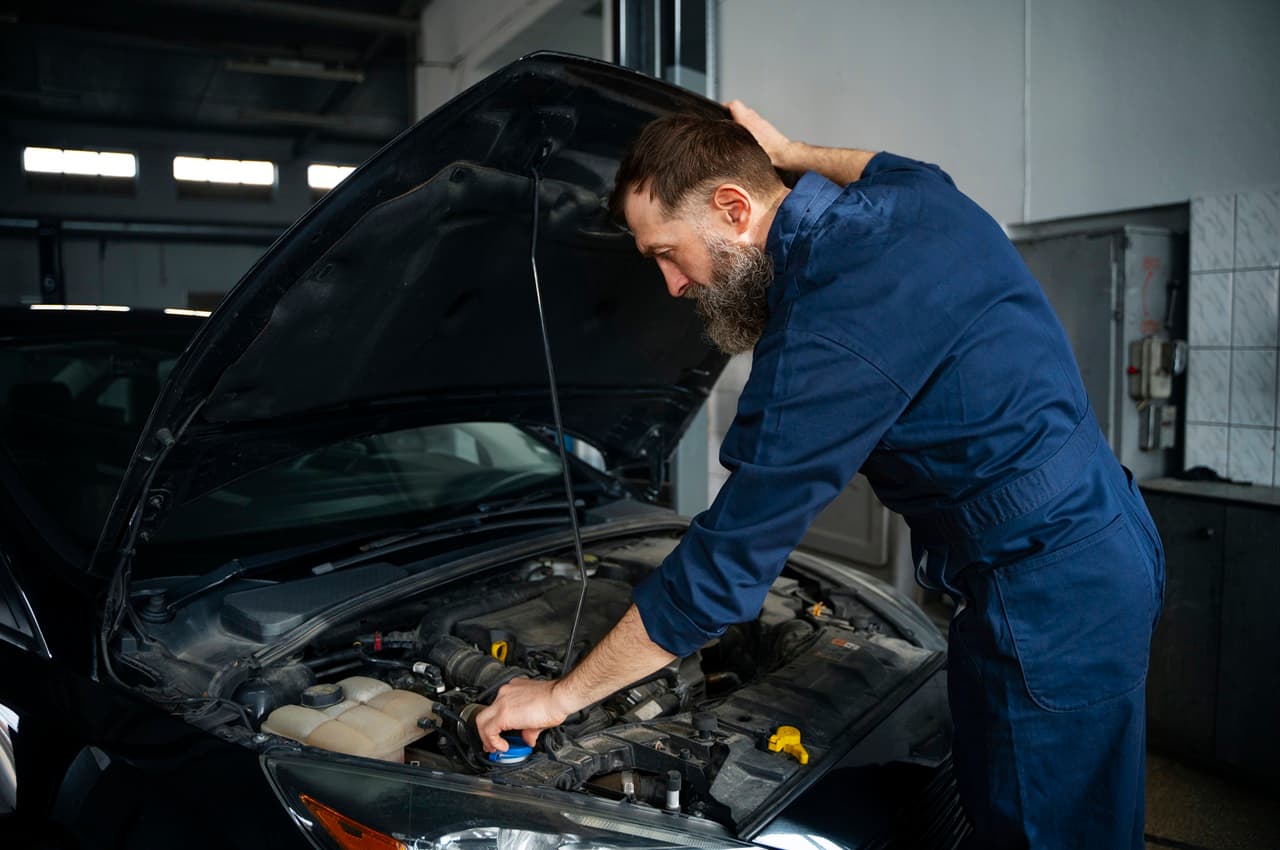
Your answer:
[609,113,782,224]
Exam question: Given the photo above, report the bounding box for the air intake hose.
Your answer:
[429,635,527,692]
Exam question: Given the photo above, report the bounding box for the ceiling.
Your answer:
[0,0,427,147]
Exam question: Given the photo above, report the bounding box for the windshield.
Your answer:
[151,421,592,545]
[0,335,185,545]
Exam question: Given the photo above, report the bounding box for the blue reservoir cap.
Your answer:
[487,733,534,764]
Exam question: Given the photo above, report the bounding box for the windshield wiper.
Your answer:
[144,492,584,617]
[308,492,585,576]
[136,531,382,620]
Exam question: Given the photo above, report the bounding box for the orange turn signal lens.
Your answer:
[300,793,408,850]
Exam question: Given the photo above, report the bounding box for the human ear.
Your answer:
[711,184,752,234]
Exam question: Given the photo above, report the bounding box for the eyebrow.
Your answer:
[636,242,671,258]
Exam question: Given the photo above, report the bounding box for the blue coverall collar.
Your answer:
[765,171,844,301]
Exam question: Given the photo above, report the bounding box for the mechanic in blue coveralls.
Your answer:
[477,102,1166,849]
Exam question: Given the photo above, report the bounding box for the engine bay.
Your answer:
[119,530,938,830]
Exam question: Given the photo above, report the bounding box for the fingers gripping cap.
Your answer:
[487,732,534,764]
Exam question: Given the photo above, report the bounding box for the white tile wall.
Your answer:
[1230,269,1279,348]
[1186,188,1280,485]
[1226,426,1275,485]
[1230,349,1278,427]
[1184,423,1229,474]
[1188,272,1232,346]
[1186,348,1231,423]
[1235,188,1280,269]
[1190,194,1236,272]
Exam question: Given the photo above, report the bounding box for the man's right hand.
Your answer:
[726,100,796,170]
[474,677,573,751]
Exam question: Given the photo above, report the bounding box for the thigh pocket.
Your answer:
[994,514,1156,712]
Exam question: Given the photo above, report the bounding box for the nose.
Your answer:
[661,265,690,299]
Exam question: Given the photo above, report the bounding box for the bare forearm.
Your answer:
[551,604,675,714]
[779,142,878,186]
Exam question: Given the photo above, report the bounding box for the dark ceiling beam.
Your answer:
[146,0,420,35]
[225,58,365,83]
[12,20,370,66]
[239,108,355,131]
[4,105,394,145]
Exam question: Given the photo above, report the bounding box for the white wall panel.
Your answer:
[1026,0,1280,222]
[718,0,1026,224]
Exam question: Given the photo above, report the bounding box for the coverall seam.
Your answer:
[799,329,912,401]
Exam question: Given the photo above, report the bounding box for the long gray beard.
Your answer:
[686,234,775,355]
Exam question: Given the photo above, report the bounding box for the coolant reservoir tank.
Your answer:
[261,676,437,762]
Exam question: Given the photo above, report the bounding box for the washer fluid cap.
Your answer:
[301,683,345,709]
[487,733,533,764]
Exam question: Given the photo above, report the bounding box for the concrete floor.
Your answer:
[1144,752,1280,849]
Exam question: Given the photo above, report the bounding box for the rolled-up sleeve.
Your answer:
[632,326,911,656]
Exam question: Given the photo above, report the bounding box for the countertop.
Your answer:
[1140,477,1280,509]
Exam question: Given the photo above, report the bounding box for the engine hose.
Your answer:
[560,705,616,737]
[308,659,362,679]
[430,635,529,693]
[428,703,488,774]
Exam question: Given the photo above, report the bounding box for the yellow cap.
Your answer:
[490,640,509,663]
[767,725,809,765]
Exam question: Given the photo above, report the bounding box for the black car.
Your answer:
[0,54,968,850]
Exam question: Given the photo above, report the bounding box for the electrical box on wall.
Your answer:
[1015,226,1188,482]
[1128,336,1187,402]
[1139,403,1179,451]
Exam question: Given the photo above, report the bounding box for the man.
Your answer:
[476,103,1165,849]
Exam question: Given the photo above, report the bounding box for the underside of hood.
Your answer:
[94,54,730,573]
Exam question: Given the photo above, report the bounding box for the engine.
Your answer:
[120,534,934,830]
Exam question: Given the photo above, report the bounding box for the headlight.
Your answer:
[263,753,750,850]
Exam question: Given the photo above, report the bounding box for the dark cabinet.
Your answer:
[1144,491,1222,760]
[1142,481,1280,785]
[1217,505,1280,776]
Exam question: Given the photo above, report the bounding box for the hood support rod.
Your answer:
[528,152,591,675]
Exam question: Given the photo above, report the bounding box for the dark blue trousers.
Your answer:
[917,449,1165,848]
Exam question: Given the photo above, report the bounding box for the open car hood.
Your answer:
[91,53,729,576]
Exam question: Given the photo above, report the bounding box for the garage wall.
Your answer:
[1026,0,1280,222]
[0,239,39,302]
[713,0,1280,573]
[416,0,606,118]
[718,0,1280,225]
[57,239,270,311]
[718,0,1026,224]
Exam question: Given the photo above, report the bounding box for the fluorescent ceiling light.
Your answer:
[23,147,137,178]
[308,163,356,191]
[29,304,130,312]
[164,308,212,317]
[173,155,275,186]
